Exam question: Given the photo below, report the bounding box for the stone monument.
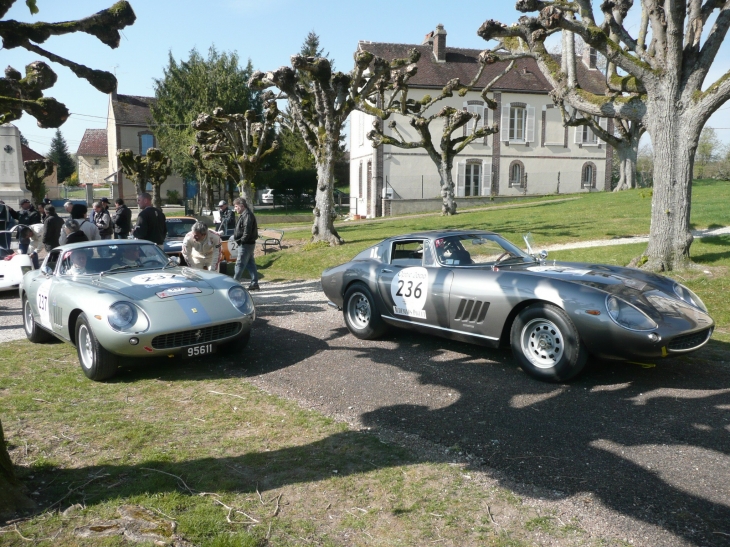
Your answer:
[0,124,31,209]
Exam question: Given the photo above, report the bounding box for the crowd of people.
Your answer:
[0,194,261,289]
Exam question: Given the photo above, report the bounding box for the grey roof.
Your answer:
[111,94,155,126]
[357,42,606,95]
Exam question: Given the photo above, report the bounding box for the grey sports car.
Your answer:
[20,240,255,381]
[321,230,714,382]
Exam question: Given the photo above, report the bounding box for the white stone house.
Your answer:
[106,91,184,201]
[76,129,108,186]
[350,26,611,217]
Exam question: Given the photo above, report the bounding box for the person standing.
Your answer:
[217,200,236,235]
[232,197,259,290]
[59,204,100,244]
[132,192,166,245]
[91,201,113,239]
[181,222,222,271]
[62,219,89,245]
[41,205,64,250]
[112,198,132,239]
[17,199,41,226]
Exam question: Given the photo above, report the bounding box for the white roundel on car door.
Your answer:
[36,278,53,329]
[391,267,428,319]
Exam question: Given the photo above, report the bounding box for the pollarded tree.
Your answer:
[0,0,135,515]
[190,93,280,207]
[478,1,730,271]
[363,50,516,215]
[23,158,53,204]
[117,148,172,207]
[250,49,412,244]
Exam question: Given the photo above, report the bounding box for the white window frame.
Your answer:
[509,162,524,188]
[501,102,535,144]
[574,116,606,146]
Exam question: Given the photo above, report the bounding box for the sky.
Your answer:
[5,0,730,156]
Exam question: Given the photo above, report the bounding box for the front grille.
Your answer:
[151,322,242,349]
[668,328,712,351]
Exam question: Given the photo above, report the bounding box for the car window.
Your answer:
[390,240,425,267]
[434,235,531,266]
[45,250,61,274]
[166,219,196,238]
[60,244,169,275]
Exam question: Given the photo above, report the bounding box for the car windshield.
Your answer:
[434,234,533,266]
[166,219,197,238]
[60,243,169,276]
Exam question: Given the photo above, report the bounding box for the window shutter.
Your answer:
[525,105,535,143]
[598,116,608,143]
[465,102,473,133]
[501,104,510,141]
[457,162,466,197]
[574,125,582,144]
[481,159,492,196]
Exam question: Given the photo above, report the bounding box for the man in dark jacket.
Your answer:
[62,219,89,245]
[41,205,64,250]
[17,199,41,225]
[217,200,236,235]
[132,192,166,245]
[112,198,132,239]
[232,197,259,290]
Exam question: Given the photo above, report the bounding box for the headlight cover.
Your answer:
[673,283,708,313]
[606,295,658,331]
[228,286,255,315]
[107,301,148,332]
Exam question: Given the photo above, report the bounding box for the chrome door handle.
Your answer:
[381,268,393,273]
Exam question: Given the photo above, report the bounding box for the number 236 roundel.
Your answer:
[390,267,428,319]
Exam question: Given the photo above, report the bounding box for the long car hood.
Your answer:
[81,268,215,302]
[519,261,711,322]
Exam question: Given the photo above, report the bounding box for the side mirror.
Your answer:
[539,250,548,260]
[169,256,180,265]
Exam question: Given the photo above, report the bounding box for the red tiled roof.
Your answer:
[357,42,606,95]
[21,143,44,162]
[111,94,155,126]
[76,129,108,156]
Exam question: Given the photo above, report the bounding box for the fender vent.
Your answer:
[454,299,489,323]
[52,306,63,327]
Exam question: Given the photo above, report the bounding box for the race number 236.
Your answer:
[396,279,422,299]
[390,267,428,319]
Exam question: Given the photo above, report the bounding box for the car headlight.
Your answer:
[673,283,708,312]
[606,295,658,331]
[228,286,255,315]
[108,302,140,331]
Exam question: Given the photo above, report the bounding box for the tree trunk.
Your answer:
[642,100,696,271]
[238,180,256,212]
[0,418,35,516]
[439,161,457,216]
[134,179,145,197]
[312,151,343,245]
[613,144,638,191]
[151,182,163,208]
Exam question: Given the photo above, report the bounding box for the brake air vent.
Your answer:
[454,298,489,323]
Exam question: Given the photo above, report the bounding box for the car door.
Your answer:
[30,250,64,335]
[377,238,453,329]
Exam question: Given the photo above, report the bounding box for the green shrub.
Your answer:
[302,240,330,251]
[166,189,181,205]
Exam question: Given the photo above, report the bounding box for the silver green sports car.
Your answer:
[321,231,714,382]
[20,240,255,381]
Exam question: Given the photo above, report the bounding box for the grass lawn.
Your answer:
[0,341,585,547]
[2,180,729,545]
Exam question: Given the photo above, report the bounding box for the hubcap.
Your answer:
[78,325,94,370]
[521,318,564,369]
[347,292,371,330]
[24,300,34,333]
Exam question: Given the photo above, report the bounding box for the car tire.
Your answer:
[343,283,387,340]
[510,303,588,382]
[23,296,53,343]
[75,313,118,381]
[219,330,251,354]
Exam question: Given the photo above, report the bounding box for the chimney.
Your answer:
[433,24,447,62]
[582,46,597,69]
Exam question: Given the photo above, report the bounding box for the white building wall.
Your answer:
[350,87,610,214]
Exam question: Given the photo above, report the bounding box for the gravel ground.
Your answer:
[2,232,730,546]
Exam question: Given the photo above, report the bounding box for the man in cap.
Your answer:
[217,199,236,235]
[17,198,41,226]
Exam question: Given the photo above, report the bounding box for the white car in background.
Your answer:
[261,189,274,205]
